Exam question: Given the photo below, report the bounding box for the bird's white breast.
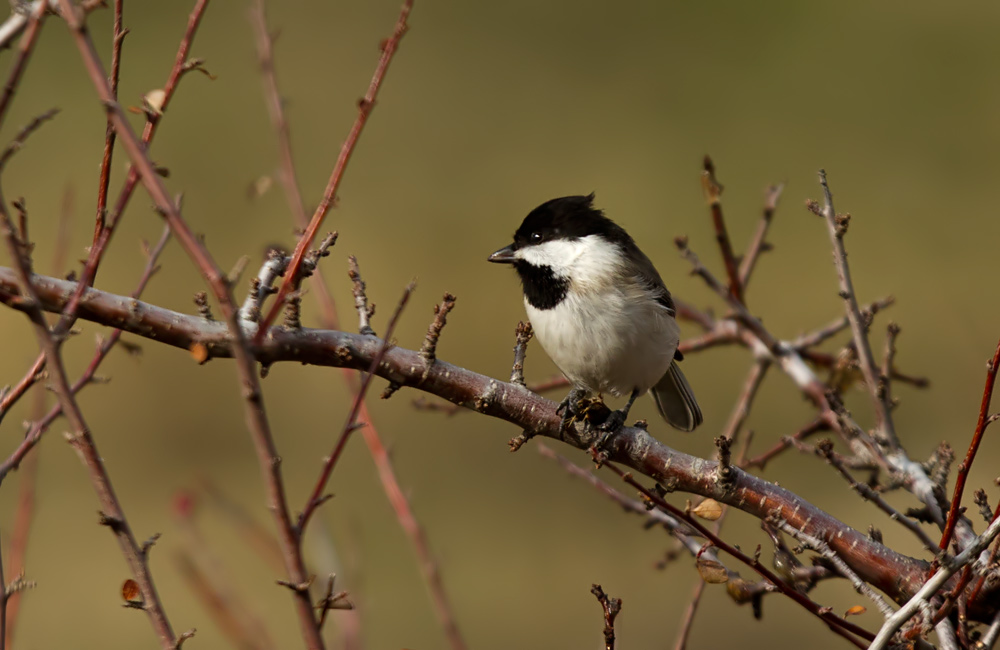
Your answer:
[521,236,679,396]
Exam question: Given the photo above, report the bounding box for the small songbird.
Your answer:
[488,194,702,435]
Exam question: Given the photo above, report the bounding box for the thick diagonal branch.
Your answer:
[4,268,987,619]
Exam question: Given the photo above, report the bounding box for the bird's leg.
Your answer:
[556,387,589,431]
[593,388,640,451]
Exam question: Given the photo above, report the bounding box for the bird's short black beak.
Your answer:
[487,244,516,264]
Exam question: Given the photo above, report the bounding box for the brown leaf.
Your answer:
[696,558,729,584]
[121,579,141,602]
[692,498,724,521]
[844,605,866,617]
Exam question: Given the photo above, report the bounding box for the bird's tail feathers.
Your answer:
[650,360,702,432]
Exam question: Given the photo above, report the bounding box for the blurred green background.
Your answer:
[1,1,999,648]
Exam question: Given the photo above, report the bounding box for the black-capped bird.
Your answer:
[489,194,702,436]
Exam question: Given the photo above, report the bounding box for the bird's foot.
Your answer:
[556,388,589,431]
[591,408,627,456]
[590,388,640,457]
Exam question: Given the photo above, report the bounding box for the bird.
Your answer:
[488,193,702,438]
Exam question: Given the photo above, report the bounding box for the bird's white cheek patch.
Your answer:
[515,236,622,287]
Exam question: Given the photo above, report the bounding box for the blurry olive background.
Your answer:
[0,1,998,648]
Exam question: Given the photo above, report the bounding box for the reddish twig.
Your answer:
[4,185,75,648]
[255,0,412,342]
[251,7,463,643]
[939,337,1000,554]
[0,0,47,132]
[0,114,179,649]
[174,552,273,650]
[174,490,276,650]
[700,156,743,303]
[0,0,206,425]
[0,354,44,426]
[0,227,170,484]
[76,0,210,293]
[249,0,308,227]
[91,0,127,248]
[355,397,466,649]
[2,385,42,650]
[56,3,324,645]
[297,282,414,534]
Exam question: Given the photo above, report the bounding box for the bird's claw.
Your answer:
[557,388,589,431]
[592,408,628,452]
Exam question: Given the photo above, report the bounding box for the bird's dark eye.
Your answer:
[530,232,542,243]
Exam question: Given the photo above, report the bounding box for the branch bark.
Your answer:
[2,267,982,618]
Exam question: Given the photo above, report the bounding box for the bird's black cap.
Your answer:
[510,194,633,250]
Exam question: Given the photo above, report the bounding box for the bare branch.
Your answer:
[591,584,622,650]
[869,516,1000,650]
[55,2,324,644]
[700,156,743,303]
[940,337,1000,553]
[255,0,413,341]
[738,183,783,289]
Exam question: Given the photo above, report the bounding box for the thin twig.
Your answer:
[255,0,412,342]
[509,321,533,386]
[91,0,126,248]
[591,584,622,650]
[701,156,743,303]
[56,3,324,645]
[0,0,47,132]
[809,171,897,448]
[250,8,462,643]
[790,297,896,351]
[0,0,207,425]
[815,440,938,555]
[297,282,414,534]
[738,183,783,289]
[672,433,753,650]
[347,256,374,335]
[774,518,895,619]
[869,516,1000,650]
[1,227,170,483]
[420,292,457,376]
[601,460,873,647]
[0,116,179,649]
[939,337,1000,554]
[719,360,769,442]
[743,418,829,470]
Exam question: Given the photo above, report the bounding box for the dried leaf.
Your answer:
[696,557,729,584]
[692,498,723,521]
[844,605,866,617]
[121,579,141,602]
[189,342,209,364]
[144,89,166,116]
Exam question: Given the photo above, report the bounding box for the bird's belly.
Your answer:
[525,292,678,397]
